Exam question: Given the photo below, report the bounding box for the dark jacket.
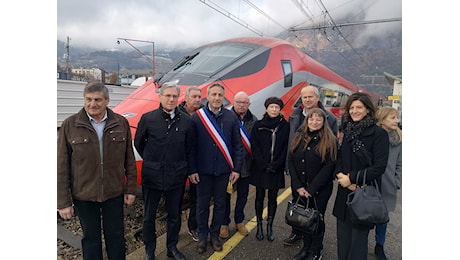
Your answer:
[288,133,335,213]
[332,123,389,224]
[231,107,258,178]
[190,104,243,175]
[178,100,203,115]
[250,114,289,189]
[134,105,194,191]
[57,108,137,209]
[286,102,338,170]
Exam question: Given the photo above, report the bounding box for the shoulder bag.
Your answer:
[346,169,389,225]
[285,196,323,234]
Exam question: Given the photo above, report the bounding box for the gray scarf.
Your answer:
[388,130,401,146]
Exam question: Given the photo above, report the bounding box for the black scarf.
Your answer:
[260,113,283,129]
[343,118,377,167]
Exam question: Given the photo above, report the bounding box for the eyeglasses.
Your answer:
[234,101,249,105]
[162,94,179,99]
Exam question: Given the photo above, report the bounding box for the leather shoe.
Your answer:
[211,237,223,251]
[220,225,229,238]
[166,248,186,260]
[293,248,309,260]
[197,239,207,254]
[235,223,248,236]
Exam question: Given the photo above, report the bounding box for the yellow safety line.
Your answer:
[208,187,292,260]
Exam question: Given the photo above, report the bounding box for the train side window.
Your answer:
[281,60,293,88]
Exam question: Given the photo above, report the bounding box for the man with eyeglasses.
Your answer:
[135,82,194,260]
[219,91,258,239]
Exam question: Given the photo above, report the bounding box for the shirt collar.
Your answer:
[87,111,108,123]
[163,109,175,118]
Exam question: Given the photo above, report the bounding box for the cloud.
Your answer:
[57,0,401,50]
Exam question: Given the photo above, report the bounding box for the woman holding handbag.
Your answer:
[249,97,289,242]
[333,92,389,260]
[373,107,402,260]
[288,108,337,260]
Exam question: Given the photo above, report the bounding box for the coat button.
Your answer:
[84,139,87,142]
[301,159,304,163]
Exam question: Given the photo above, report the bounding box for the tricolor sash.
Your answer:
[238,120,252,159]
[196,108,234,169]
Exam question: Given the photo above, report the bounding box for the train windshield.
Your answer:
[173,44,251,76]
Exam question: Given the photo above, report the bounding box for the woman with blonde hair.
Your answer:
[373,107,402,260]
[288,108,337,260]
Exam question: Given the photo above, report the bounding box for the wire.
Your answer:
[198,0,263,36]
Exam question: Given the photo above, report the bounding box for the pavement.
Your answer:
[127,177,402,260]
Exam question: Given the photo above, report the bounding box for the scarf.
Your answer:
[260,113,283,129]
[388,129,401,146]
[343,118,377,167]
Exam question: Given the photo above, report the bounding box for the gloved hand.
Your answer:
[265,165,276,174]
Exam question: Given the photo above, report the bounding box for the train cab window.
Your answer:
[175,45,251,76]
[281,60,293,88]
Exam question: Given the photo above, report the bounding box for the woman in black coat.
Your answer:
[333,93,389,260]
[288,108,337,260]
[249,97,289,242]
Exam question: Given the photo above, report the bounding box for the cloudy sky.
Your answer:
[57,0,402,50]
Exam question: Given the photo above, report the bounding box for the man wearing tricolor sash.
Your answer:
[220,91,257,239]
[189,83,243,254]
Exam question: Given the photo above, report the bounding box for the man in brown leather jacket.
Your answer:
[57,82,137,260]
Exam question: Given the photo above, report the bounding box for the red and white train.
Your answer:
[113,37,384,185]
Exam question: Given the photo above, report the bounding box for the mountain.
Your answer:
[57,25,401,97]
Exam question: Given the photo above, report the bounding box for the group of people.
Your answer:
[57,82,401,260]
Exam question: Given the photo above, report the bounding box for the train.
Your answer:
[112,36,385,186]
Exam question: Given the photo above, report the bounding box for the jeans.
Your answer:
[142,185,184,257]
[73,194,126,260]
[196,173,230,240]
[224,176,250,225]
[375,223,388,245]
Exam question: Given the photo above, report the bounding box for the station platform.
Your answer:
[127,177,402,260]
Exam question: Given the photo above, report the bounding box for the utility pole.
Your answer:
[65,36,71,74]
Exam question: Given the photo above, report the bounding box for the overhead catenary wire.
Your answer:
[198,0,264,36]
[289,18,402,31]
[315,0,371,66]
[243,0,288,31]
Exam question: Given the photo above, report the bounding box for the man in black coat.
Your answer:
[284,85,338,246]
[177,86,203,242]
[134,82,194,260]
[220,91,258,238]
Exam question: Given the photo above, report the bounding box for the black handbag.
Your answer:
[346,169,389,225]
[285,196,323,234]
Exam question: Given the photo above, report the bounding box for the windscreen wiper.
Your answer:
[173,52,200,71]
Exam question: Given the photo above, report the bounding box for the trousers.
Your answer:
[142,185,184,257]
[224,176,250,225]
[73,194,126,260]
[196,173,230,240]
[336,216,370,260]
